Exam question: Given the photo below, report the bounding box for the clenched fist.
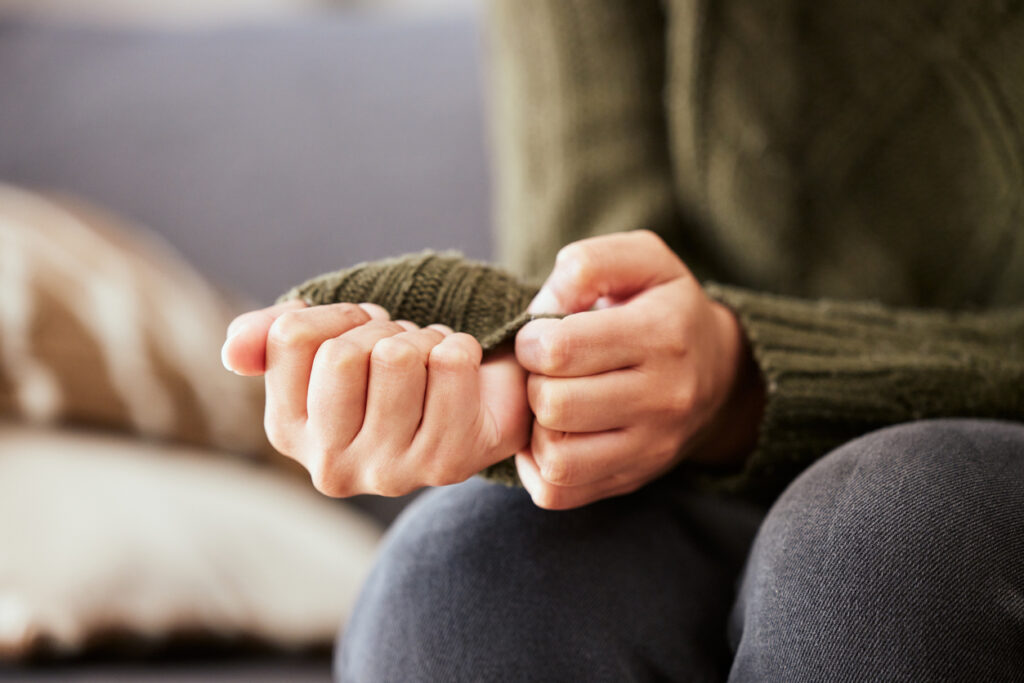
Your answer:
[221,300,530,497]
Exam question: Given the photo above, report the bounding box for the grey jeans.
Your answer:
[336,420,1024,682]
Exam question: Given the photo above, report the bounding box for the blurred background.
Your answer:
[0,0,489,679]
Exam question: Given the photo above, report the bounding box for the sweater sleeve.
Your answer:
[704,284,1024,504]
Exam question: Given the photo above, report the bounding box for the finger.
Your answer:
[358,303,391,321]
[527,369,647,432]
[390,327,447,356]
[515,308,647,377]
[529,424,637,487]
[515,450,636,510]
[263,305,378,423]
[528,230,688,314]
[478,349,532,457]
[305,321,409,447]
[415,333,484,482]
[360,329,443,449]
[222,299,306,375]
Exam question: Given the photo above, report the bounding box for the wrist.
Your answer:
[692,302,765,468]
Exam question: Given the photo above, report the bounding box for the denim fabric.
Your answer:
[729,419,1024,682]
[336,420,1024,682]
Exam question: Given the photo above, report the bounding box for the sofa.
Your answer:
[0,6,490,680]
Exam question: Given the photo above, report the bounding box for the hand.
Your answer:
[514,230,764,509]
[221,300,531,497]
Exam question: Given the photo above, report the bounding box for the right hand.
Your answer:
[221,301,531,497]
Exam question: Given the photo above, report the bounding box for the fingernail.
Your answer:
[427,323,455,335]
[359,303,390,321]
[528,286,561,314]
[220,334,238,373]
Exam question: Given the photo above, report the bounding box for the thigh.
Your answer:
[337,469,764,683]
[730,419,1024,683]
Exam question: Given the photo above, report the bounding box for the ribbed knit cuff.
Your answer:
[703,283,1024,504]
[277,251,542,352]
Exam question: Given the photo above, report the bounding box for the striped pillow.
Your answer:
[0,184,269,458]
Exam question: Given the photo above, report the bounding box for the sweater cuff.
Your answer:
[702,283,1023,504]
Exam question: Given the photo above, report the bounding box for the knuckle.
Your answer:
[371,337,419,368]
[335,302,371,327]
[530,484,565,510]
[537,329,571,374]
[307,458,336,496]
[663,325,688,356]
[268,310,316,348]
[538,454,574,487]
[423,457,460,488]
[668,384,696,417]
[310,468,353,498]
[366,320,405,336]
[361,464,404,498]
[318,337,362,371]
[263,413,295,455]
[358,465,383,495]
[533,383,569,429]
[429,342,473,371]
[558,243,596,290]
[416,327,446,345]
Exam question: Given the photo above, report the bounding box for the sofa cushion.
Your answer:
[0,184,269,456]
[0,422,381,660]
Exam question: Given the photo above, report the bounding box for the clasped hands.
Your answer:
[221,231,761,509]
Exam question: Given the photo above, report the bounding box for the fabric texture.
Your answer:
[336,419,1024,681]
[336,468,764,682]
[730,419,1024,681]
[486,0,1024,503]
[278,251,541,353]
[0,184,271,459]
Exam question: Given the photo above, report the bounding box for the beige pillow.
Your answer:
[0,183,270,459]
[0,423,382,660]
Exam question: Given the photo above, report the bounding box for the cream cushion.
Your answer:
[0,423,381,659]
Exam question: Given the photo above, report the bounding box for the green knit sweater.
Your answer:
[283,0,1024,504]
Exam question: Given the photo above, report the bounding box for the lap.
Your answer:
[337,468,763,682]
[337,419,1024,682]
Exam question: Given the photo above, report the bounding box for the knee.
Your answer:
[769,418,1024,539]
[732,419,1024,679]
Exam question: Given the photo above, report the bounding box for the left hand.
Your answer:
[514,230,763,509]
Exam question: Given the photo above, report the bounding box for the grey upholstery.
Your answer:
[0,13,492,303]
[0,16,489,675]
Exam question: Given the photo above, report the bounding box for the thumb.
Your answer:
[479,351,531,457]
[527,230,688,314]
[221,300,306,376]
